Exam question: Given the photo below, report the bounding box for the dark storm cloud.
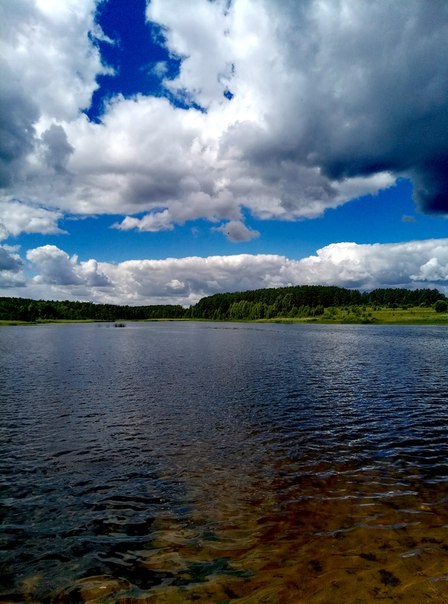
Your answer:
[239,0,448,213]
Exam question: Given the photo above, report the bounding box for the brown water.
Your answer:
[0,322,447,603]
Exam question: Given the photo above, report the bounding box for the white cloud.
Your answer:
[26,244,110,287]
[0,200,65,240]
[0,238,444,305]
[2,0,447,237]
[151,61,169,77]
[147,0,448,214]
[0,271,26,289]
[1,0,105,123]
[77,258,112,287]
[148,0,236,109]
[26,245,82,285]
[296,240,448,290]
[0,0,109,229]
[112,210,174,233]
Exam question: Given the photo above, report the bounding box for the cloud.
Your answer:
[40,124,74,173]
[213,220,260,242]
[112,210,174,232]
[26,244,110,287]
[0,245,25,288]
[0,245,22,271]
[1,0,105,123]
[0,0,108,232]
[0,74,39,188]
[26,245,82,285]
[1,0,447,237]
[296,240,448,290]
[0,238,444,305]
[147,0,448,216]
[77,258,112,287]
[0,200,65,240]
[151,61,169,77]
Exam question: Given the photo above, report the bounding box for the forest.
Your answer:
[0,297,185,322]
[0,285,446,322]
[185,285,445,320]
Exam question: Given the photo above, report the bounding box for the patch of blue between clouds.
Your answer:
[14,179,447,265]
[85,0,204,122]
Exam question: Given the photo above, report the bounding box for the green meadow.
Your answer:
[264,306,448,325]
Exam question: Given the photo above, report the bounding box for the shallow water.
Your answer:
[0,322,447,603]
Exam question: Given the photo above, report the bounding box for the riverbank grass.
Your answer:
[265,306,448,325]
[2,307,448,326]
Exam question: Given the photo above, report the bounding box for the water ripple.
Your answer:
[1,322,447,602]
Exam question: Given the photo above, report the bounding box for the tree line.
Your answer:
[186,285,445,320]
[0,297,185,322]
[0,285,445,322]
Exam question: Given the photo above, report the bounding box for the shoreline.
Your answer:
[2,310,448,327]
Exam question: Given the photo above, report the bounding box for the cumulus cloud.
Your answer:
[148,0,448,215]
[0,200,65,240]
[26,244,110,288]
[0,0,108,230]
[296,240,448,290]
[112,209,174,232]
[0,238,443,305]
[1,0,105,123]
[1,0,447,237]
[26,245,82,285]
[213,220,260,242]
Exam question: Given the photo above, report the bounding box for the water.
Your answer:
[0,322,447,603]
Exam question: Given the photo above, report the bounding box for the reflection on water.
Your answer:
[1,322,447,602]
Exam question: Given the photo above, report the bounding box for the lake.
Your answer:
[1,322,447,602]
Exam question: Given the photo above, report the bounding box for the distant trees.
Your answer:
[0,297,186,322]
[366,288,443,307]
[0,285,446,322]
[189,285,445,321]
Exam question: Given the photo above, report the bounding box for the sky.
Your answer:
[0,0,447,306]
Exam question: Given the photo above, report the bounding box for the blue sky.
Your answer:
[0,0,447,305]
[16,180,448,264]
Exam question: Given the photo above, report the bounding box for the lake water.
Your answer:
[1,322,447,603]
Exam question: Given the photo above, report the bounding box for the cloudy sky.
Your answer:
[1,0,447,306]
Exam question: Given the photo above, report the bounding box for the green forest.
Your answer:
[1,285,446,323]
[0,298,185,322]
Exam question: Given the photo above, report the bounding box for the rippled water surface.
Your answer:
[1,322,447,603]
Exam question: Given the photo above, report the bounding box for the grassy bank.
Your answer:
[2,307,448,326]
[0,319,103,326]
[261,306,448,325]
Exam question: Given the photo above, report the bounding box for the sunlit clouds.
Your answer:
[2,1,448,232]
[0,238,446,304]
[1,0,447,303]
